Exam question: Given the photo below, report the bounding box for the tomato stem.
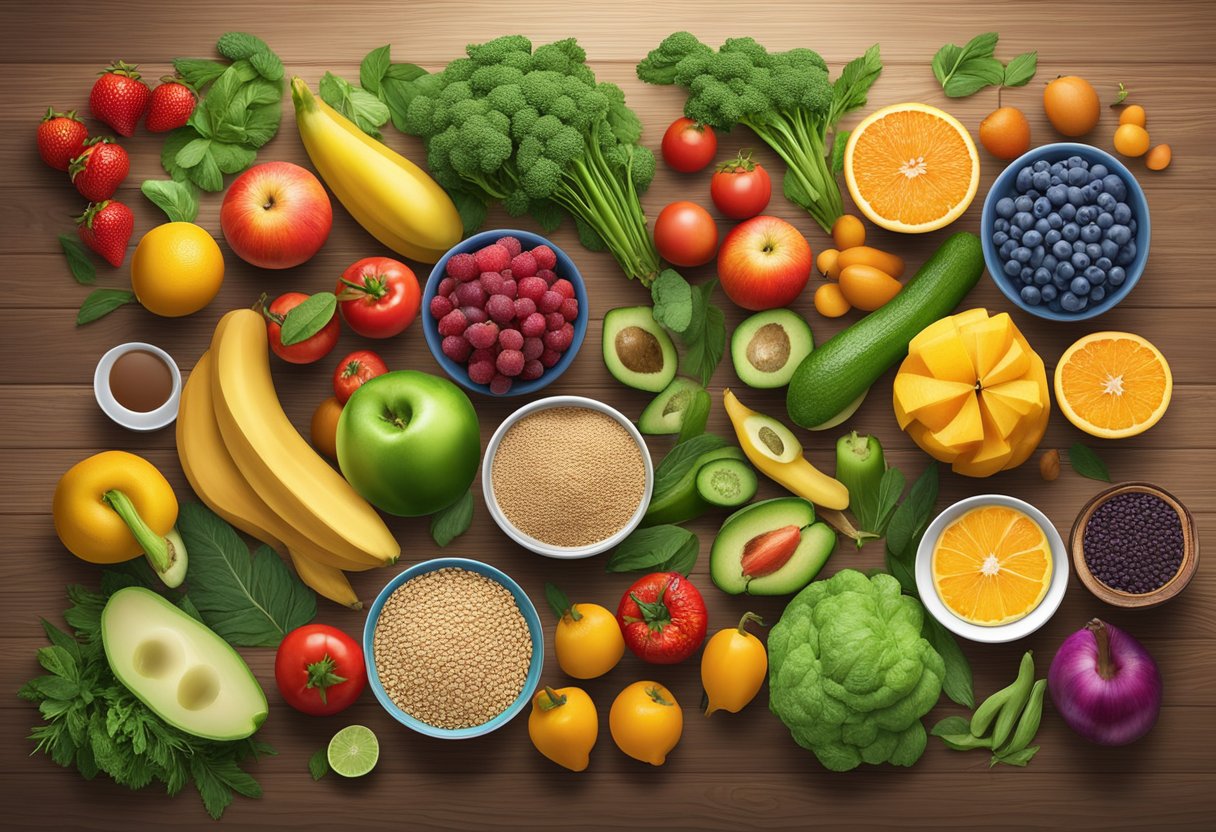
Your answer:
[304,653,347,705]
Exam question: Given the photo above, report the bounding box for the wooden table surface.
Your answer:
[3,1,1213,828]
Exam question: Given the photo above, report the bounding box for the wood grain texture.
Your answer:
[2,1,1214,829]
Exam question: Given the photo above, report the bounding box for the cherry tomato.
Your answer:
[311,397,342,460]
[710,151,771,219]
[274,623,366,716]
[616,572,707,665]
[814,283,851,318]
[831,214,867,250]
[661,118,717,173]
[332,350,388,404]
[336,256,420,339]
[654,201,719,267]
[265,292,340,364]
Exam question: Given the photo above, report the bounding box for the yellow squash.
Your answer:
[528,686,599,772]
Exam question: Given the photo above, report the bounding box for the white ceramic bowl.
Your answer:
[915,494,1068,643]
[482,396,653,559]
[93,342,182,432]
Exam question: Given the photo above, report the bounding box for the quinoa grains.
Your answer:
[491,406,646,547]
[373,567,532,729]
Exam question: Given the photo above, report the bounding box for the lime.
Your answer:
[327,725,380,778]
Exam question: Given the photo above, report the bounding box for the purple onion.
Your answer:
[1048,619,1162,746]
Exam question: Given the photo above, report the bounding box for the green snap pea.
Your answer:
[938,732,993,751]
[970,650,1033,737]
[991,652,1037,748]
[999,678,1047,755]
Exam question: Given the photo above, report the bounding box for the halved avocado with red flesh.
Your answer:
[710,497,836,595]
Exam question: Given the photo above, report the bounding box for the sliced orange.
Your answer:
[932,505,1052,627]
[844,103,980,234]
[1054,332,1172,439]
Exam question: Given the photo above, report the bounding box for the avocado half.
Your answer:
[101,587,268,741]
[603,306,677,392]
[639,377,704,435]
[730,309,814,389]
[710,497,836,595]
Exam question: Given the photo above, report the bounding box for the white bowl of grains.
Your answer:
[363,558,543,739]
[483,396,654,559]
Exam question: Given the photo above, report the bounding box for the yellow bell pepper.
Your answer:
[609,681,683,766]
[527,686,598,772]
[52,450,188,587]
[723,389,849,510]
[701,612,768,715]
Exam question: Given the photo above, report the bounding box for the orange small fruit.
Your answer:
[831,214,866,249]
[979,106,1031,160]
[1146,144,1172,171]
[813,282,850,318]
[1043,76,1100,137]
[1113,124,1151,157]
[1118,104,1147,128]
[311,397,343,460]
[1054,331,1172,439]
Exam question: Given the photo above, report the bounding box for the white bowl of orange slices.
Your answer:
[915,494,1068,643]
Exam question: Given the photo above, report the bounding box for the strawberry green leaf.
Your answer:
[76,288,135,326]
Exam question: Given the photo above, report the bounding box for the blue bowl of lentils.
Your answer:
[981,142,1150,320]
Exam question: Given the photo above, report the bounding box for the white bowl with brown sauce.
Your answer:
[93,342,182,432]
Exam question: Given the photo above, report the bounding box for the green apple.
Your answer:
[336,370,481,517]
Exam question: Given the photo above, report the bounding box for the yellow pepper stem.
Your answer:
[538,687,567,711]
[736,611,765,634]
[102,489,175,575]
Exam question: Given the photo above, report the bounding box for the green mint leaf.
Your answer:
[544,583,572,620]
[943,56,1005,98]
[931,43,963,87]
[76,289,135,325]
[430,490,474,547]
[308,749,329,781]
[828,44,882,126]
[931,715,972,737]
[1112,82,1129,106]
[830,130,849,177]
[216,32,271,61]
[361,45,392,94]
[175,137,211,168]
[652,433,729,501]
[173,58,228,90]
[160,127,199,180]
[279,292,337,346]
[448,189,488,236]
[872,465,907,535]
[959,32,1000,61]
[186,151,224,192]
[1068,442,1111,482]
[991,745,1039,767]
[249,50,284,82]
[58,235,96,285]
[209,141,256,175]
[319,71,389,139]
[606,525,699,574]
[651,269,694,334]
[140,179,199,223]
[241,102,282,148]
[675,389,711,444]
[1002,52,1038,87]
[380,61,429,132]
[923,616,975,708]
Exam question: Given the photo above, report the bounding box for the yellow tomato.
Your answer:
[837,245,905,279]
[838,264,902,311]
[610,681,683,766]
[1146,144,1172,171]
[1113,124,1151,158]
[816,248,841,280]
[555,602,625,679]
[1118,104,1146,128]
[701,613,768,716]
[131,222,225,317]
[528,686,598,772]
[813,283,850,318]
[831,214,866,249]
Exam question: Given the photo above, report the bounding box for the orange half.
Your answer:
[1054,331,1172,439]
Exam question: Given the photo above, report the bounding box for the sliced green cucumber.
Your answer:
[695,459,757,508]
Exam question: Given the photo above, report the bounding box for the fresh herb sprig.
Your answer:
[1068,442,1111,482]
[606,525,699,575]
[650,270,727,386]
[932,33,1037,98]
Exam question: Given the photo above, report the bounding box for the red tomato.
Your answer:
[332,349,388,404]
[616,572,708,665]
[264,292,340,364]
[336,256,421,339]
[710,152,772,219]
[274,624,366,716]
[660,117,717,173]
[654,201,719,267]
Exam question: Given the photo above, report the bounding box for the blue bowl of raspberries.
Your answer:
[423,229,589,396]
[981,142,1150,321]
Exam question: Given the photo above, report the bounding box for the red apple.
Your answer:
[716,215,813,311]
[220,161,333,269]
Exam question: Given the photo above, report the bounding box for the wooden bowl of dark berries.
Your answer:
[1070,482,1198,608]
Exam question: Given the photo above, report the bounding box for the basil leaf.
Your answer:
[361,45,392,94]
[651,269,693,334]
[1003,51,1038,87]
[652,433,728,499]
[931,715,972,737]
[76,289,135,325]
[1068,442,1111,482]
[828,44,882,126]
[173,58,228,90]
[430,490,474,547]
[319,71,389,139]
[58,235,96,285]
[140,179,199,223]
[380,61,429,132]
[605,525,698,575]
[676,389,711,444]
[681,300,725,387]
[279,292,337,346]
[308,749,329,781]
[924,615,975,708]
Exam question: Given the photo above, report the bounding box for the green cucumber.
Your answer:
[787,232,984,429]
[835,432,885,527]
[643,446,746,526]
[695,459,757,508]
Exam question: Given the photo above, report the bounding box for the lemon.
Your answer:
[131,222,225,317]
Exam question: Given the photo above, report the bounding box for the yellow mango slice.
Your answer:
[984,379,1043,416]
[907,421,963,462]
[959,313,1014,379]
[956,403,1014,477]
[981,338,1031,387]
[893,373,975,432]
[979,389,1024,439]
[915,330,977,384]
[931,392,985,449]
[908,315,960,355]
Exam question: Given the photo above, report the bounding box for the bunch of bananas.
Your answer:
[177,309,400,609]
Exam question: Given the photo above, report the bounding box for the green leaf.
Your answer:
[40,618,82,664]
[279,292,337,346]
[681,297,725,387]
[208,141,256,174]
[931,715,972,737]
[319,71,389,139]
[241,102,282,148]
[176,502,316,647]
[175,138,211,168]
[58,235,96,285]
[943,57,1006,97]
[1111,82,1129,106]
[186,151,224,192]
[606,525,699,575]
[529,200,565,234]
[573,215,607,252]
[360,45,392,94]
[249,50,284,82]
[676,389,711,444]
[159,127,199,180]
[173,58,228,90]
[544,583,573,620]
[379,61,429,132]
[176,593,204,623]
[924,616,975,708]
[652,433,729,500]
[1003,52,1038,87]
[872,466,906,534]
[829,130,849,177]
[991,745,1039,767]
[448,189,488,236]
[885,462,939,566]
[308,749,329,781]
[650,269,694,334]
[76,289,135,325]
[430,490,474,547]
[932,32,1000,96]
[140,179,199,223]
[960,32,1000,61]
[828,44,882,126]
[1069,442,1111,482]
[216,32,271,61]
[931,43,963,87]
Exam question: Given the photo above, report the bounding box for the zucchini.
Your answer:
[787,232,984,429]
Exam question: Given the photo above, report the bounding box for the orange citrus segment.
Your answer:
[932,505,1052,627]
[844,103,981,234]
[1054,332,1172,439]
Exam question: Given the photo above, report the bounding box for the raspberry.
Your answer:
[437,309,468,337]
[539,290,563,313]
[489,374,513,395]
[551,279,576,300]
[540,348,562,368]
[474,244,510,273]
[465,322,500,350]
[513,297,537,319]
[496,349,525,377]
[560,297,579,321]
[470,347,497,366]
[486,294,516,324]
[441,335,472,363]
[521,359,544,381]
[520,312,547,337]
[454,281,485,308]
[536,268,557,285]
[500,268,513,281]
[531,245,557,270]
[437,276,457,297]
[523,335,544,360]
[509,251,538,279]
[468,360,496,385]
[445,252,478,281]
[495,236,522,258]
[545,311,566,331]
[479,271,505,296]
[498,328,524,351]
[499,279,518,299]
[461,305,488,325]
[544,322,575,352]
[429,295,453,319]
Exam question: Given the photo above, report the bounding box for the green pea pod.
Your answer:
[999,678,1047,755]
[938,732,993,751]
[991,652,1037,748]
[970,650,1033,737]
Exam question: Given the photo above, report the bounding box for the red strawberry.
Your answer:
[146,76,196,132]
[89,61,151,136]
[76,200,134,267]
[69,137,130,201]
[37,108,88,171]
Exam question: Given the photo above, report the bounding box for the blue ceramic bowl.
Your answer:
[981,142,1150,321]
[421,229,589,396]
[362,557,544,739]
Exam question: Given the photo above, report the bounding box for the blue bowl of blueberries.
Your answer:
[981,142,1149,320]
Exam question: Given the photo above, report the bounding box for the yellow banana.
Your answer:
[291,77,461,263]
[288,549,362,610]
[209,309,400,566]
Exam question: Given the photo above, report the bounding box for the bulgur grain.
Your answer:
[372,567,532,729]
[491,406,645,547]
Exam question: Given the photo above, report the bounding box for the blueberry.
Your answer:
[1085,243,1103,260]
[995,197,1016,219]
[1091,163,1108,179]
[1113,202,1132,224]
[999,239,1016,259]
[1128,218,1138,234]
[1034,218,1052,235]
[1033,160,1051,172]
[1015,212,1035,230]
[992,230,1009,247]
[1046,185,1068,206]
[1074,206,1095,224]
[1014,195,1034,213]
[994,217,1011,233]
[1085,180,1104,201]
[1026,189,1041,200]
[1095,256,1112,271]
[1065,155,1085,168]
[1067,186,1086,206]
[1034,267,1052,286]
[1100,239,1119,260]
[1048,298,1063,313]
[1020,285,1042,305]
[1020,267,1034,283]
[1050,175,1064,186]
[1032,170,1051,191]
[1097,211,1114,230]
[1015,167,1034,191]
[1061,292,1082,312]
[1071,277,1091,296]
[1073,240,1088,253]
[1030,245,1046,268]
[1043,254,1059,270]
[1003,259,1022,277]
[1047,213,1064,230]
[1033,197,1052,218]
[1010,224,1023,241]
[1108,266,1126,286]
[1062,223,1081,242]
[1052,240,1073,259]
[1056,262,1076,281]
[1076,296,1089,311]
[1107,224,1131,245]
[1012,246,1032,263]
[1084,266,1106,285]
[1104,175,1127,201]
[1090,285,1106,303]
[1097,192,1117,211]
[1059,204,1077,221]
[1067,166,1089,186]
[1116,241,1137,265]
[1045,230,1063,247]
[1072,252,1091,270]
[1081,223,1103,243]
[1022,229,1043,247]
[1041,283,1058,302]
